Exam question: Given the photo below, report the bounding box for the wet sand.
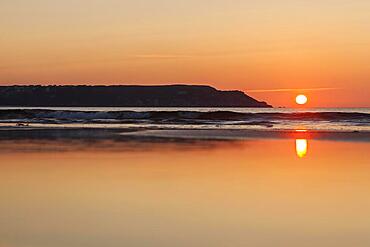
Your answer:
[0,129,370,247]
[1,127,369,142]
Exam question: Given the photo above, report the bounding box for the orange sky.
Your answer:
[1,0,369,107]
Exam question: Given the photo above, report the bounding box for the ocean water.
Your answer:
[0,107,369,131]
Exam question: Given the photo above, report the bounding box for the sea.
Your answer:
[0,107,369,132]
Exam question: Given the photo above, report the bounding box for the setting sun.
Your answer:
[296,95,308,105]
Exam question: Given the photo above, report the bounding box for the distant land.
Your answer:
[0,85,271,107]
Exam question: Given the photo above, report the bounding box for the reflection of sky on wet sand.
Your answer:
[0,138,370,247]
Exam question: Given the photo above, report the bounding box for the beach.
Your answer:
[1,121,370,247]
[3,0,370,245]
[0,106,369,247]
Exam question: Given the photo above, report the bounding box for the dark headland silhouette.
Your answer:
[0,85,271,107]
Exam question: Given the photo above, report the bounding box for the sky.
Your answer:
[1,0,369,107]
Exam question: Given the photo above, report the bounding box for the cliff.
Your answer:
[0,85,271,107]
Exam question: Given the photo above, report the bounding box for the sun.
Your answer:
[296,94,308,105]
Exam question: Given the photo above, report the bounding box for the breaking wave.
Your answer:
[0,109,369,127]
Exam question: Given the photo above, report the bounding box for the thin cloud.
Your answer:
[131,54,193,59]
[247,87,342,93]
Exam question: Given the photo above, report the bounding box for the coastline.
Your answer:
[1,127,369,142]
[121,129,370,142]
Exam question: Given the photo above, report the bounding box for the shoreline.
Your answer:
[1,127,369,142]
[121,129,370,142]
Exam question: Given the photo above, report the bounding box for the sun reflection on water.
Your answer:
[295,139,308,158]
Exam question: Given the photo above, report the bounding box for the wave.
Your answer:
[0,109,369,126]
